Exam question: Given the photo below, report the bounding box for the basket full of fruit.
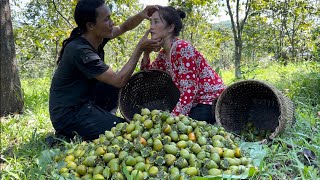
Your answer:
[214,79,295,142]
[119,70,180,121]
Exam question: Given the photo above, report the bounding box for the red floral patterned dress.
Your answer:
[141,38,225,116]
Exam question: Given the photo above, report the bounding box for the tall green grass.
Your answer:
[0,61,319,179]
[0,77,54,179]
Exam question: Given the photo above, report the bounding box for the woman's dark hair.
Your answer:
[157,6,186,37]
[57,0,105,64]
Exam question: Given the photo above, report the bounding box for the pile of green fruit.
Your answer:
[53,109,257,179]
[240,122,272,142]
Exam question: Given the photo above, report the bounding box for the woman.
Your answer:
[141,6,225,124]
[49,0,162,140]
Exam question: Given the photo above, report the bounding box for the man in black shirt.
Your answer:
[49,0,161,140]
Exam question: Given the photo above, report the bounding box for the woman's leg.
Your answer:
[58,102,125,141]
[189,104,216,124]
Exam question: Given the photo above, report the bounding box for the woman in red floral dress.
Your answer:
[141,6,225,124]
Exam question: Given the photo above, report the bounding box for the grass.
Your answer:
[0,77,54,179]
[0,61,319,179]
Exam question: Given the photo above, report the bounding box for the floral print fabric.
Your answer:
[141,38,225,116]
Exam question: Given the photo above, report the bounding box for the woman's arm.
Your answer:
[140,52,151,70]
[140,50,166,70]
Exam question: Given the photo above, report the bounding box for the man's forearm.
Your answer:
[111,6,157,38]
[116,47,143,87]
[121,12,145,31]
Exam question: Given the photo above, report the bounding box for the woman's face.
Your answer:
[150,11,171,40]
[91,4,114,38]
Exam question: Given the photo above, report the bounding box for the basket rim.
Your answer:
[215,79,284,124]
[126,69,171,82]
[118,69,174,121]
[214,79,295,141]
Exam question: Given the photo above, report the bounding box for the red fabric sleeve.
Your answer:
[140,51,166,71]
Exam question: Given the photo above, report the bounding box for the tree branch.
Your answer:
[226,0,238,41]
[240,0,251,33]
[236,0,240,37]
[51,0,73,27]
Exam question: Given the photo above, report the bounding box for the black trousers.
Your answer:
[90,82,119,112]
[189,103,216,124]
[56,82,125,141]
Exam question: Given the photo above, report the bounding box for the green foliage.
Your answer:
[279,62,320,106]
[22,77,51,113]
[11,0,319,79]
[311,26,320,60]
[12,0,143,78]
[246,0,319,63]
[13,0,74,78]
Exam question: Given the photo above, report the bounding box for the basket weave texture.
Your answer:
[119,70,180,121]
[215,79,295,140]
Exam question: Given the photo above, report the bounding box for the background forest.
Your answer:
[11,0,320,79]
[1,0,319,179]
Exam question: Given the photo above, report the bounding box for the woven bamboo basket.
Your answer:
[119,70,180,121]
[215,79,295,141]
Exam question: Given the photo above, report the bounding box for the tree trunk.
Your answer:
[0,0,24,117]
[226,0,251,79]
[234,40,242,79]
